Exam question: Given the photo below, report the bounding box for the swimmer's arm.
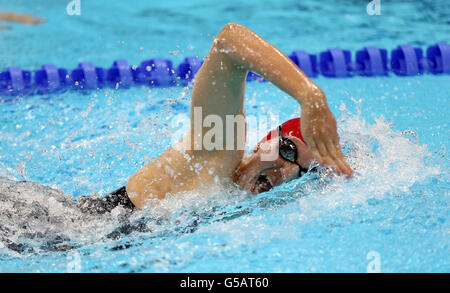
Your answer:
[212,23,353,175]
[214,23,322,108]
[126,141,205,209]
[190,22,325,154]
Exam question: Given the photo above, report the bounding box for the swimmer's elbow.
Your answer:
[126,174,158,209]
[215,22,246,49]
[219,22,245,35]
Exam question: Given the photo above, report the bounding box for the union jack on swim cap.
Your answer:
[256,117,306,149]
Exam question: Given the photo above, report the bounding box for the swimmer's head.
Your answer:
[232,118,314,194]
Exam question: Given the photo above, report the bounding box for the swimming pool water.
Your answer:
[0,0,449,272]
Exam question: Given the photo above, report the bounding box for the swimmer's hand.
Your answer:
[300,93,353,176]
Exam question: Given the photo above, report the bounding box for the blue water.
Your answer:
[0,0,449,272]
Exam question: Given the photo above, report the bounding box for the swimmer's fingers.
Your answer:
[306,139,325,167]
[325,138,353,176]
[315,139,339,172]
[312,137,352,176]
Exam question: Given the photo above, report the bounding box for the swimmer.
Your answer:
[78,23,353,213]
[0,11,46,28]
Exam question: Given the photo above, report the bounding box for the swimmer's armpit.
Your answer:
[0,11,46,25]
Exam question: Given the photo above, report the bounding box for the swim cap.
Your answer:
[255,117,305,151]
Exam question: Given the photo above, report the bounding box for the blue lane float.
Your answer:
[390,44,426,76]
[176,57,203,85]
[0,67,32,95]
[427,42,450,74]
[34,64,69,93]
[71,62,101,90]
[135,58,175,87]
[354,46,388,76]
[320,48,352,77]
[246,71,266,82]
[1,42,449,96]
[290,50,318,78]
[106,60,133,88]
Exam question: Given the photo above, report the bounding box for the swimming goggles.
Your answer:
[278,125,311,178]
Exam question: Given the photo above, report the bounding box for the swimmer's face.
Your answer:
[232,135,314,194]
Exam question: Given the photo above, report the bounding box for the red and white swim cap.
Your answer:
[255,117,305,152]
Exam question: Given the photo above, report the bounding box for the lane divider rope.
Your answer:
[0,42,448,97]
